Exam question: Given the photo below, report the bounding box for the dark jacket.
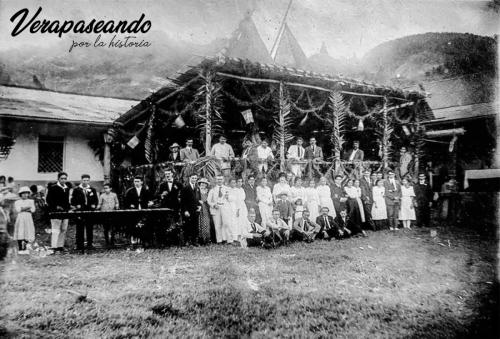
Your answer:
[414,183,433,205]
[124,186,151,210]
[70,185,98,211]
[384,179,401,206]
[275,199,294,220]
[46,183,70,212]
[359,177,373,203]
[168,152,181,162]
[315,214,339,234]
[331,184,347,213]
[335,215,362,235]
[343,149,364,161]
[156,181,182,211]
[180,183,201,215]
[243,183,257,204]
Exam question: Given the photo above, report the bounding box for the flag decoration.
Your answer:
[174,115,185,128]
[299,112,309,126]
[241,109,254,124]
[402,125,411,136]
[357,119,364,131]
[127,135,140,149]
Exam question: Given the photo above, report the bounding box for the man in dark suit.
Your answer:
[335,209,366,237]
[331,175,347,215]
[315,207,342,240]
[180,173,201,246]
[124,176,153,247]
[304,137,323,177]
[359,169,375,230]
[71,174,98,251]
[46,172,70,252]
[414,173,433,227]
[344,140,364,161]
[243,175,260,223]
[155,168,182,245]
[384,170,401,230]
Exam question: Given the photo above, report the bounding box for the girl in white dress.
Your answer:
[371,179,388,230]
[304,178,320,222]
[399,178,416,229]
[221,178,238,243]
[235,178,248,242]
[316,176,336,218]
[290,177,307,204]
[256,177,273,229]
[13,186,36,254]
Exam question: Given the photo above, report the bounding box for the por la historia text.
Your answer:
[70,34,151,52]
[10,7,151,38]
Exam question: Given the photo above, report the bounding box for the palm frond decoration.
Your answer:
[377,99,394,168]
[194,69,224,153]
[144,104,156,164]
[413,102,427,173]
[273,83,294,170]
[326,91,347,161]
[182,156,221,183]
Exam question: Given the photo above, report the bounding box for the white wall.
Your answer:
[0,131,104,183]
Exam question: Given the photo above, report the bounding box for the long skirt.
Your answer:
[258,202,273,229]
[198,202,212,244]
[399,197,416,220]
[221,203,236,242]
[13,212,35,242]
[347,198,365,227]
[305,200,319,222]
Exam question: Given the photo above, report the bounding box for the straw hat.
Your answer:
[18,186,31,195]
[169,143,180,149]
[197,178,209,185]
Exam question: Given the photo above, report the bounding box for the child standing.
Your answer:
[13,186,35,254]
[293,198,305,222]
[97,183,119,248]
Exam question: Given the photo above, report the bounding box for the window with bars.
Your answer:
[38,136,64,173]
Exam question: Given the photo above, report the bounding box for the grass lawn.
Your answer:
[0,226,498,338]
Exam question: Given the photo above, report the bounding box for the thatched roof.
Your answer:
[115,56,427,126]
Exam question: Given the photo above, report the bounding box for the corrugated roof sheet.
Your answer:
[0,85,138,125]
[423,101,498,124]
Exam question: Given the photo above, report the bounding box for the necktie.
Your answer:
[251,222,256,232]
[302,220,307,232]
[189,148,192,155]
[324,216,330,229]
[218,186,222,198]
[312,146,315,153]
[298,147,301,158]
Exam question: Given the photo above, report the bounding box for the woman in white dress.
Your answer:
[344,179,365,228]
[304,178,320,222]
[316,176,336,218]
[399,177,416,229]
[221,178,238,243]
[290,177,307,204]
[13,186,36,254]
[256,177,273,229]
[235,178,248,241]
[371,179,388,230]
[272,175,291,202]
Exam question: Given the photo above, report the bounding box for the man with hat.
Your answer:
[210,135,235,177]
[180,138,200,163]
[414,173,433,227]
[168,143,181,162]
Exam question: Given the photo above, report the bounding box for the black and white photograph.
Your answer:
[0,0,498,337]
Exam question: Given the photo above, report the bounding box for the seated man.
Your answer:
[315,206,342,240]
[242,209,271,247]
[335,209,367,237]
[266,209,291,245]
[291,209,320,243]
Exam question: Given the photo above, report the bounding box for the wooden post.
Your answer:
[382,97,389,169]
[204,72,212,155]
[279,82,286,172]
[103,130,112,181]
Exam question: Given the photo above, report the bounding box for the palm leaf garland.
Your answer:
[377,100,394,168]
[144,104,156,164]
[413,103,427,172]
[194,69,224,153]
[182,156,221,182]
[273,83,294,168]
[327,91,347,161]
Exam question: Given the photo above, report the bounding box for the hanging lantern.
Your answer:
[402,125,411,136]
[173,115,185,128]
[357,118,364,131]
[127,135,140,149]
[241,109,254,124]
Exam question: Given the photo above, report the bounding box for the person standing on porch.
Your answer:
[180,138,200,163]
[256,140,274,173]
[344,140,364,161]
[287,137,305,177]
[168,143,181,162]
[384,170,401,230]
[304,137,323,177]
[399,146,412,178]
[46,172,70,253]
[210,135,235,177]
[71,174,98,251]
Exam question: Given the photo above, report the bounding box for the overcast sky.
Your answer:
[0,0,498,58]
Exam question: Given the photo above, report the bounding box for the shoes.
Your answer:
[18,250,29,255]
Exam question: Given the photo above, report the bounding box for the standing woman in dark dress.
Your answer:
[197,178,212,244]
[344,178,365,230]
